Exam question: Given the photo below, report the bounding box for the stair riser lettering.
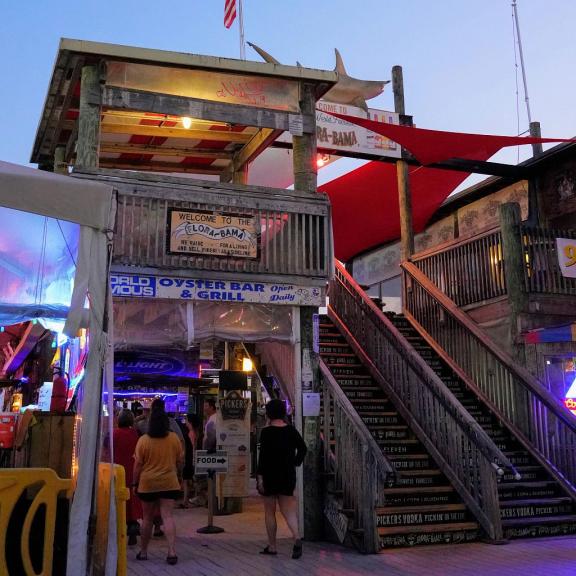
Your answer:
[380,530,478,548]
[501,505,572,518]
[377,512,467,526]
[505,524,576,539]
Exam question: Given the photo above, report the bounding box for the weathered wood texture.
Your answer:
[76,65,101,169]
[301,306,323,540]
[14,413,75,479]
[521,224,576,296]
[412,228,507,307]
[320,362,394,553]
[329,262,509,541]
[102,86,314,134]
[292,84,318,193]
[53,146,67,174]
[499,203,528,339]
[79,171,332,282]
[401,260,576,501]
[392,66,414,261]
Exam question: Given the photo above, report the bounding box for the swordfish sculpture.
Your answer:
[247,42,389,111]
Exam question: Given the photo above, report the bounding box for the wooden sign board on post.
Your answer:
[195,450,229,474]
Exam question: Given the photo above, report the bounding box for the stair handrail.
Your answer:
[330,260,521,541]
[320,360,396,479]
[332,261,518,475]
[402,260,576,497]
[320,360,395,553]
[403,261,576,432]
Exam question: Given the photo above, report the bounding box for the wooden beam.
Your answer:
[76,65,101,169]
[102,86,315,134]
[97,159,221,175]
[223,127,282,179]
[101,121,252,143]
[99,143,233,159]
[392,65,414,261]
[292,83,318,192]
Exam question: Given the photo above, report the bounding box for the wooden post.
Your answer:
[527,121,542,225]
[76,65,102,170]
[300,305,323,540]
[392,66,414,261]
[232,165,248,185]
[500,202,528,348]
[292,83,317,193]
[529,121,543,157]
[499,202,531,432]
[54,146,67,175]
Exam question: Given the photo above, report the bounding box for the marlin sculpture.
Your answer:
[247,42,389,111]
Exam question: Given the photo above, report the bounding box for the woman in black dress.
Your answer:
[257,399,307,559]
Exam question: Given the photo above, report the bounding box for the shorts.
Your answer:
[137,490,182,502]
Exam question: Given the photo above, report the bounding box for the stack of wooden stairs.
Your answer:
[320,316,480,548]
[387,312,576,540]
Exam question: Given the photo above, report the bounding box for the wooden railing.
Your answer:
[320,361,395,553]
[114,182,332,281]
[521,224,576,296]
[411,228,506,307]
[329,261,517,541]
[402,261,576,499]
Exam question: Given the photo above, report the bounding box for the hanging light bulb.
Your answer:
[182,117,193,129]
[242,357,253,372]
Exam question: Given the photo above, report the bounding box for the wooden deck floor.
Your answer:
[127,495,576,576]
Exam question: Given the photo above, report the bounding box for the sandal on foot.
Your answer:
[136,551,148,561]
[259,546,277,555]
[292,541,303,559]
[166,555,178,565]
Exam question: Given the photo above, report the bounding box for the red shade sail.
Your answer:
[320,162,470,261]
[329,112,574,165]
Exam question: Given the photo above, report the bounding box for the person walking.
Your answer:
[257,399,307,559]
[113,409,142,546]
[133,400,184,565]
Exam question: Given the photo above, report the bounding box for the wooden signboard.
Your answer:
[168,209,258,258]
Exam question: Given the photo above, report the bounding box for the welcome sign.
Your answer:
[168,209,258,258]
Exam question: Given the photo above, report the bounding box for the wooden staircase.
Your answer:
[388,312,576,540]
[320,317,481,548]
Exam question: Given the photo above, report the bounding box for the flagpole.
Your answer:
[238,0,246,60]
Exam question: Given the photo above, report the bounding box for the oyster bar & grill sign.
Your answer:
[110,273,324,306]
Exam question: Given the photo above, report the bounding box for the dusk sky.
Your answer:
[2,0,576,187]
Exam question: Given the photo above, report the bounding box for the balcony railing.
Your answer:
[521,225,576,296]
[411,228,506,308]
[102,172,333,283]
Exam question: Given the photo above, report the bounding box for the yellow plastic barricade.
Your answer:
[94,463,129,576]
[0,468,72,576]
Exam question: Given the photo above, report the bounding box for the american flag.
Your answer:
[224,0,237,29]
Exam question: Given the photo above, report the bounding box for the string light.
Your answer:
[182,117,193,129]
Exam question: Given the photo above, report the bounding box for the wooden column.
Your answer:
[500,202,528,350]
[300,305,323,540]
[392,66,414,261]
[292,83,317,193]
[76,65,102,170]
[527,121,542,225]
[499,202,531,432]
[53,146,67,175]
[232,165,248,185]
[292,80,322,539]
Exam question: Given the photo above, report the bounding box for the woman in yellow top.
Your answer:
[133,400,184,565]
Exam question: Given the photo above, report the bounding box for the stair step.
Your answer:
[379,523,480,547]
[377,503,466,515]
[379,521,479,537]
[384,485,454,496]
[502,514,576,527]
[334,374,372,380]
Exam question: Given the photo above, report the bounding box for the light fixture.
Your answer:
[242,357,253,372]
[182,117,193,129]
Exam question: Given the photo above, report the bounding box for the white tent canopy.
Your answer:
[0,160,116,576]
